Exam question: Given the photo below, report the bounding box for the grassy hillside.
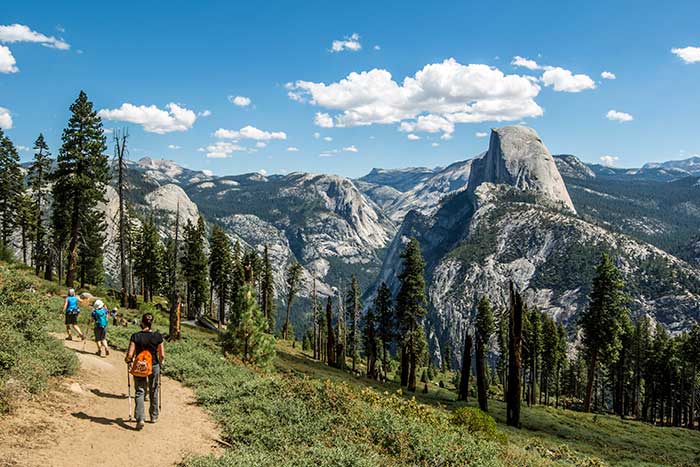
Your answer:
[2,263,699,466]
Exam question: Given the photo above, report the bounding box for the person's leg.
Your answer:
[65,324,72,339]
[73,324,83,340]
[102,339,110,356]
[134,376,147,426]
[149,364,160,422]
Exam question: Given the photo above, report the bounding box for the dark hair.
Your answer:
[141,313,154,329]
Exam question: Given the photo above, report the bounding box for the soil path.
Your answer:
[0,336,221,467]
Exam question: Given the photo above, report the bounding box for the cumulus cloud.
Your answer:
[0,23,70,50]
[287,146,299,152]
[511,56,541,70]
[606,109,633,122]
[167,144,181,149]
[287,58,543,139]
[198,110,212,117]
[323,136,333,142]
[399,114,454,139]
[255,141,267,148]
[407,134,421,141]
[313,132,321,139]
[98,103,197,134]
[0,46,18,73]
[0,107,13,129]
[541,67,596,92]
[671,45,700,64]
[214,125,287,141]
[601,71,616,80]
[600,155,619,167]
[342,145,358,153]
[330,33,361,53]
[431,142,439,147]
[229,95,251,107]
[475,131,488,138]
[204,141,245,158]
[373,45,381,51]
[314,112,334,128]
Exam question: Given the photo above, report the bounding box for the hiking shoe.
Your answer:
[65,335,73,341]
[95,350,101,356]
[149,417,158,424]
[80,334,86,341]
[135,420,145,431]
[105,349,110,356]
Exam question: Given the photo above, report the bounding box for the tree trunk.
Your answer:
[583,350,598,413]
[458,330,472,401]
[65,202,80,287]
[169,292,181,341]
[506,283,523,428]
[407,331,417,392]
[283,299,292,340]
[476,337,488,411]
[400,345,409,387]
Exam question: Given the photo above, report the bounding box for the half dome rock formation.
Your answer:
[469,126,576,212]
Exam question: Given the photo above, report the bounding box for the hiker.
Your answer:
[62,288,84,340]
[110,307,119,326]
[125,313,165,430]
[91,300,110,357]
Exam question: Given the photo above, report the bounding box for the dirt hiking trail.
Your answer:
[0,336,221,467]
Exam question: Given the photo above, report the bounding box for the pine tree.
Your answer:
[346,274,361,372]
[442,342,452,374]
[541,314,559,406]
[78,207,105,287]
[28,133,53,275]
[363,304,378,378]
[167,204,182,341]
[0,129,23,257]
[181,216,209,318]
[260,244,276,332]
[17,193,35,265]
[134,216,165,302]
[209,225,233,325]
[396,237,427,392]
[222,284,275,367]
[475,296,495,411]
[374,282,393,380]
[113,128,133,306]
[51,91,109,287]
[555,323,568,408]
[526,307,542,406]
[580,253,629,412]
[496,310,509,398]
[282,261,303,340]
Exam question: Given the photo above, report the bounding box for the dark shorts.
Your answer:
[94,326,107,341]
[65,312,79,325]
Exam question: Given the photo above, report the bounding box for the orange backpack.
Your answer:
[130,350,153,377]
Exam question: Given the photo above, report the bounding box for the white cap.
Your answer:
[94,299,104,308]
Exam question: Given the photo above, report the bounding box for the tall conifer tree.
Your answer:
[29,133,53,275]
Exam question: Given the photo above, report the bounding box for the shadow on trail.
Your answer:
[90,388,128,399]
[71,411,134,430]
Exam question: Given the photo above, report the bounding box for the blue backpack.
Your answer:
[94,308,108,328]
[66,296,79,313]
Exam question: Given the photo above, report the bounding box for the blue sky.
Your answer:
[1,0,700,178]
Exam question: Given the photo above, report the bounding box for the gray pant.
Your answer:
[134,363,160,422]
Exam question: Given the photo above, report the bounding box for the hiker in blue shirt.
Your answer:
[91,299,110,357]
[62,288,84,341]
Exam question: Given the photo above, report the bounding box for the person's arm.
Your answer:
[62,298,67,313]
[157,342,165,365]
[125,341,136,364]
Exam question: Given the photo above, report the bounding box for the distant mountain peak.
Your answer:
[468,126,576,212]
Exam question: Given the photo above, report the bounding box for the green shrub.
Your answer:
[451,406,504,442]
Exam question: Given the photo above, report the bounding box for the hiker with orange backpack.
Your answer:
[62,288,84,341]
[124,313,165,430]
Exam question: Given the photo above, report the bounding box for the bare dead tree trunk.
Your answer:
[114,129,130,307]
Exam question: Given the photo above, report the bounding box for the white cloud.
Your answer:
[671,45,700,64]
[255,141,267,148]
[314,112,334,128]
[431,142,439,147]
[606,109,633,122]
[0,46,18,73]
[600,155,619,167]
[229,95,251,107]
[198,110,212,117]
[0,107,13,129]
[373,45,381,51]
[399,114,454,139]
[323,136,333,142]
[330,33,361,53]
[541,67,596,92]
[204,141,245,158]
[98,103,197,134]
[342,145,358,152]
[287,146,300,152]
[214,125,287,141]
[407,134,421,141]
[168,144,181,149]
[475,131,488,138]
[287,58,543,139]
[313,132,321,139]
[601,71,616,80]
[319,153,335,158]
[17,145,30,151]
[0,24,70,50]
[511,56,541,70]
